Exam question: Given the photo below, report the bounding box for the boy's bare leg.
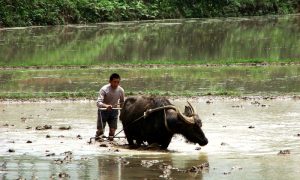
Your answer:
[109,128,116,141]
[96,129,104,137]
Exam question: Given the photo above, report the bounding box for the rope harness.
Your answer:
[88,105,178,143]
[113,105,178,138]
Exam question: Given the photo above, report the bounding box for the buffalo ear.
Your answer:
[187,101,195,114]
[184,106,193,116]
[178,110,195,124]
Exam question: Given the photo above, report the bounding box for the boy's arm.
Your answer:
[96,89,106,108]
[97,88,113,110]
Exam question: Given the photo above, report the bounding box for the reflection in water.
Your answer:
[0,15,299,66]
[97,157,121,179]
[0,154,208,179]
[2,151,300,179]
[3,153,300,179]
[0,66,299,96]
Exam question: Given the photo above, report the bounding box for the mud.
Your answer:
[1,97,300,179]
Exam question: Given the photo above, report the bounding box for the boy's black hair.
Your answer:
[110,73,121,81]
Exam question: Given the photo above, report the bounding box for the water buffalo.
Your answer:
[119,96,208,149]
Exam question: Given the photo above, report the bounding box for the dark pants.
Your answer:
[97,109,118,134]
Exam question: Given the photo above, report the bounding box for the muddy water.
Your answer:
[1,65,300,96]
[1,98,299,179]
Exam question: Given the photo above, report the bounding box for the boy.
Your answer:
[96,73,125,141]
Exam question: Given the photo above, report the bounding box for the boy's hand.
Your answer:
[106,105,112,111]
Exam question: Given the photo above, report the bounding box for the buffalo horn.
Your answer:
[178,111,195,124]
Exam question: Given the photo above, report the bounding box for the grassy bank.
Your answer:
[0,0,299,27]
[0,59,298,69]
[0,90,238,100]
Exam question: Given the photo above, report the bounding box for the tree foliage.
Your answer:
[0,0,299,27]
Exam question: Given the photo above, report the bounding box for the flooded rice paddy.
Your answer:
[1,65,300,97]
[0,13,300,179]
[0,14,299,66]
[1,98,300,179]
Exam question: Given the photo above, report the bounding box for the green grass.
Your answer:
[0,89,240,100]
[110,58,298,66]
[0,58,297,68]
[0,91,97,100]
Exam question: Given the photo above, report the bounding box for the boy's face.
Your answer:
[110,78,120,89]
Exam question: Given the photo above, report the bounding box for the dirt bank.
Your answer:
[1,95,299,104]
[0,62,299,71]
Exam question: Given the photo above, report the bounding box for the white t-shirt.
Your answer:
[96,84,125,108]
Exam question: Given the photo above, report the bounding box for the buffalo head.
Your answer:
[175,102,208,146]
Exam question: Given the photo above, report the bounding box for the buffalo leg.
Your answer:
[160,138,172,149]
[126,136,140,149]
[126,136,134,146]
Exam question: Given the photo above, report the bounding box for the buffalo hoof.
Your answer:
[146,143,162,150]
[128,144,140,149]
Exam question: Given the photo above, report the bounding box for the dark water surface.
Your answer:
[0,14,299,66]
[1,99,300,179]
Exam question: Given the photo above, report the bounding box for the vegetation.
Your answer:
[0,66,299,99]
[0,90,239,100]
[0,0,299,27]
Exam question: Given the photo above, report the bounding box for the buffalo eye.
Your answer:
[194,120,202,128]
